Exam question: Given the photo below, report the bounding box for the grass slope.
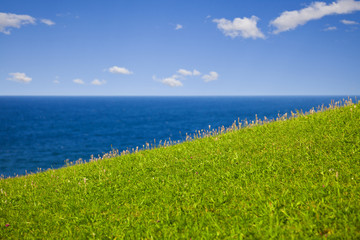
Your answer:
[1,102,359,239]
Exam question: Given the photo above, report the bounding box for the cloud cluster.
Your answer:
[69,65,132,86]
[108,66,133,75]
[0,13,35,34]
[270,0,360,34]
[157,68,218,87]
[177,69,201,76]
[7,72,32,83]
[213,16,265,39]
[0,12,55,34]
[72,78,107,85]
[214,0,360,39]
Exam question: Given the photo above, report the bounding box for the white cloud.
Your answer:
[0,12,36,34]
[108,66,133,75]
[270,0,360,34]
[156,68,209,87]
[324,26,338,30]
[213,16,265,39]
[177,69,193,76]
[177,69,201,76]
[73,78,85,84]
[162,77,183,87]
[341,19,359,24]
[193,69,201,76]
[53,76,60,84]
[41,19,55,26]
[175,24,183,30]
[91,79,106,85]
[7,72,32,83]
[202,71,219,82]
[56,12,80,19]
[205,15,212,23]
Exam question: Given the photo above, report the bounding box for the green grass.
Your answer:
[1,100,359,239]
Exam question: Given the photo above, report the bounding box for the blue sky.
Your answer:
[1,0,359,96]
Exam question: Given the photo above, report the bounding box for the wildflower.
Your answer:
[5,224,9,227]
[322,185,325,188]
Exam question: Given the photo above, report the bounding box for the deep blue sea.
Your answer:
[0,96,357,177]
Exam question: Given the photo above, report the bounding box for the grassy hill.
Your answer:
[1,100,359,239]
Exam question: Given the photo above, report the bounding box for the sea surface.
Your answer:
[0,96,356,177]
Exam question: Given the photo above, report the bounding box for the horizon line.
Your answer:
[0,94,359,97]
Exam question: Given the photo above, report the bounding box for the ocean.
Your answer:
[0,96,356,177]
